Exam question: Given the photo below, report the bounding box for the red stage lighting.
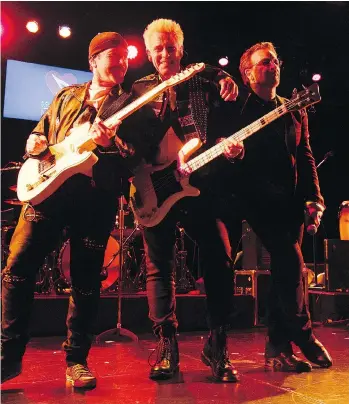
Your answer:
[26,20,39,33]
[219,57,229,67]
[58,25,71,38]
[127,45,138,60]
[312,73,322,82]
[0,23,3,37]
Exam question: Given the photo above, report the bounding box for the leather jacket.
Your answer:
[30,82,134,193]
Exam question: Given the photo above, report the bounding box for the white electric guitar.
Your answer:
[130,83,321,227]
[17,63,206,205]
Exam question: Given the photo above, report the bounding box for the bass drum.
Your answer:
[58,236,120,292]
[339,201,349,240]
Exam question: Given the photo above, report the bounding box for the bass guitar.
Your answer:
[130,83,321,227]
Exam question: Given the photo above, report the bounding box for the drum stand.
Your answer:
[133,251,147,292]
[310,234,322,288]
[96,196,138,343]
[175,223,196,294]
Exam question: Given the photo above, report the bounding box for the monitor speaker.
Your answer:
[242,221,270,270]
[324,239,349,292]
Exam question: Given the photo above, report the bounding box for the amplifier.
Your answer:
[234,269,271,326]
[324,239,349,292]
[235,268,311,326]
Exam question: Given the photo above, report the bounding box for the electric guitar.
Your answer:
[17,63,206,205]
[130,83,321,227]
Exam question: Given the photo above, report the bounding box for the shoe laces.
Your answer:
[71,364,93,378]
[148,337,172,367]
[219,347,233,368]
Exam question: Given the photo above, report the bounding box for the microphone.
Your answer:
[324,151,334,159]
[316,151,334,169]
[304,202,324,235]
[305,214,318,235]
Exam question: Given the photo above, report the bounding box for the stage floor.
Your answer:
[1,326,348,404]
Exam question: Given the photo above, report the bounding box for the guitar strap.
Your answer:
[98,91,131,121]
[188,75,209,144]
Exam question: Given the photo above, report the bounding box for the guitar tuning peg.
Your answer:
[292,88,298,98]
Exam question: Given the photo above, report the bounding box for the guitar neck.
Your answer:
[184,103,289,173]
[103,82,167,128]
[79,82,169,152]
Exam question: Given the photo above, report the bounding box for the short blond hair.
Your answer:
[239,42,278,85]
[143,18,184,51]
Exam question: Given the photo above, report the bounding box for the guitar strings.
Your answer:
[133,91,313,201]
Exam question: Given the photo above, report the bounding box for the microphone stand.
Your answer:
[316,151,334,170]
[96,195,138,343]
[310,230,323,289]
[308,152,333,289]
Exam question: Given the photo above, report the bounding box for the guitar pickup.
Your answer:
[26,171,56,190]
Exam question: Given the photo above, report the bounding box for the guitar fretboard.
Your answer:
[183,103,289,173]
[76,66,206,153]
[104,82,167,128]
[103,63,205,129]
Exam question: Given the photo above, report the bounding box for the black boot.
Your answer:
[201,326,239,382]
[149,326,179,380]
[298,338,333,368]
[1,360,22,384]
[265,338,312,373]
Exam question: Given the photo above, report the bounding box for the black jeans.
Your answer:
[222,194,314,349]
[142,194,234,335]
[1,175,118,365]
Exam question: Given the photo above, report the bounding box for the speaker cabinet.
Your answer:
[242,220,270,270]
[324,239,349,292]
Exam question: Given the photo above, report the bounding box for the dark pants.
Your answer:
[1,175,118,365]
[142,193,234,335]
[222,194,314,349]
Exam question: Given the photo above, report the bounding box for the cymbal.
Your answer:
[4,199,24,206]
[9,185,17,192]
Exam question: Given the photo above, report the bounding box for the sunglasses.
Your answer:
[250,57,283,68]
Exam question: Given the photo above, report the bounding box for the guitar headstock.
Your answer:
[288,83,321,111]
[164,63,206,88]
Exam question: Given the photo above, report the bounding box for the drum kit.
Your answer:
[1,182,196,295]
[338,201,349,241]
[0,181,145,294]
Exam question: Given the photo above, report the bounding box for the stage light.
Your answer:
[26,20,39,33]
[59,25,71,39]
[312,73,322,82]
[127,45,138,60]
[219,56,229,67]
[0,23,3,37]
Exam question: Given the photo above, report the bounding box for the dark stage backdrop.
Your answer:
[1,1,349,263]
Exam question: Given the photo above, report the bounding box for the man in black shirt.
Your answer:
[223,42,332,372]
